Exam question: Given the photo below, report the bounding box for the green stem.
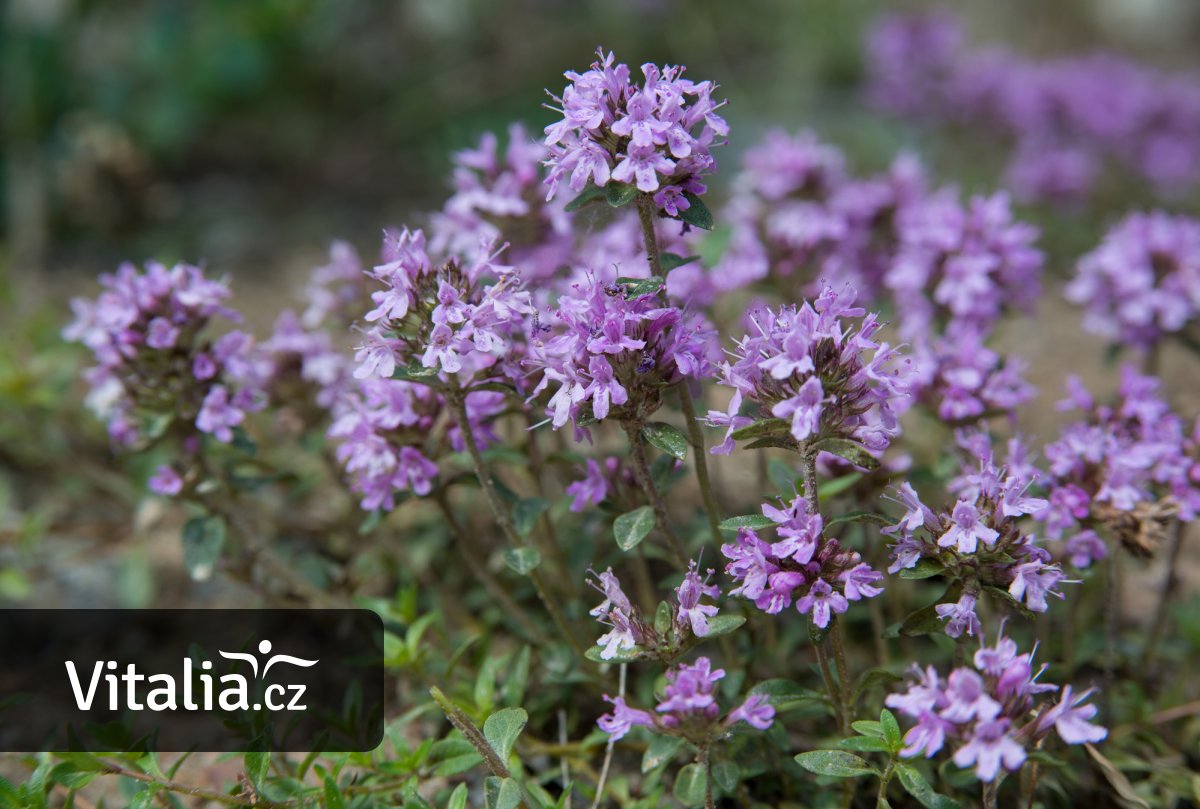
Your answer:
[829,616,854,735]
[876,762,895,809]
[1145,519,1186,671]
[635,194,663,278]
[676,384,722,547]
[623,419,688,568]
[701,746,715,809]
[448,390,585,657]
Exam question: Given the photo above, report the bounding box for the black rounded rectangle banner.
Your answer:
[0,609,384,753]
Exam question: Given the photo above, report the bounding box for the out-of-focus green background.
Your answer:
[4,0,1199,287]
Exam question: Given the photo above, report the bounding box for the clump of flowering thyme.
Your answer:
[885,434,1061,635]
[543,48,728,219]
[526,275,717,433]
[64,260,269,496]
[1066,211,1200,355]
[886,628,1106,782]
[1039,368,1198,565]
[721,495,883,628]
[597,657,774,742]
[354,227,533,387]
[711,283,909,455]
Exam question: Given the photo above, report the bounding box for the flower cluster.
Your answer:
[1039,369,1198,565]
[587,561,721,662]
[597,657,774,742]
[328,379,504,512]
[867,11,1200,200]
[712,284,908,453]
[906,323,1035,423]
[354,228,533,386]
[1066,212,1200,353]
[885,435,1061,635]
[430,125,574,283]
[714,130,926,299]
[64,261,270,494]
[721,495,883,629]
[527,276,717,433]
[543,49,728,216]
[886,629,1106,782]
[300,241,371,331]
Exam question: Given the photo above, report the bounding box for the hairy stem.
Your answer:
[434,490,547,644]
[448,390,585,656]
[829,616,854,734]
[676,383,723,546]
[701,745,715,809]
[590,664,626,809]
[623,420,688,568]
[635,194,663,278]
[1145,519,1186,671]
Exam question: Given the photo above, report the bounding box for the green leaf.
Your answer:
[744,436,799,450]
[483,707,528,763]
[839,735,890,753]
[50,763,97,790]
[825,510,892,529]
[447,783,469,809]
[323,775,347,809]
[982,584,1036,619]
[898,603,947,637]
[731,418,790,442]
[677,192,714,230]
[718,514,775,531]
[512,497,549,537]
[660,252,701,272]
[244,751,269,791]
[584,644,643,663]
[616,276,664,299]
[854,667,904,700]
[606,182,639,208]
[503,547,542,576]
[642,734,684,773]
[703,613,746,638]
[819,472,864,501]
[880,709,903,752]
[711,760,739,793]
[614,506,655,551]
[673,762,707,807]
[811,437,881,470]
[0,775,18,809]
[390,360,440,382]
[642,422,688,461]
[793,750,879,779]
[748,679,829,710]
[502,647,532,707]
[896,764,963,809]
[654,600,673,635]
[181,515,225,582]
[484,776,523,809]
[851,720,885,739]
[899,558,945,580]
[565,183,607,212]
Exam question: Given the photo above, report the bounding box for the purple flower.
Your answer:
[657,657,724,721]
[938,500,998,554]
[705,390,753,455]
[196,385,244,443]
[901,711,956,758]
[1036,686,1107,745]
[1008,561,1065,612]
[936,592,982,638]
[597,696,655,741]
[840,563,884,601]
[726,694,775,730]
[797,579,848,629]
[674,560,721,637]
[148,465,183,496]
[952,719,1026,782]
[566,458,610,512]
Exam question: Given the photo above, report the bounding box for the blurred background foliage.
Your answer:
[4,0,1200,280]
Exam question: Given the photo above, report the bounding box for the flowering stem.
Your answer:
[800,444,820,513]
[623,419,688,568]
[700,745,715,809]
[590,663,626,809]
[875,761,895,809]
[434,489,548,644]
[634,194,663,278]
[982,779,1000,809]
[828,616,854,734]
[447,389,586,657]
[1145,519,1186,671]
[676,383,723,546]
